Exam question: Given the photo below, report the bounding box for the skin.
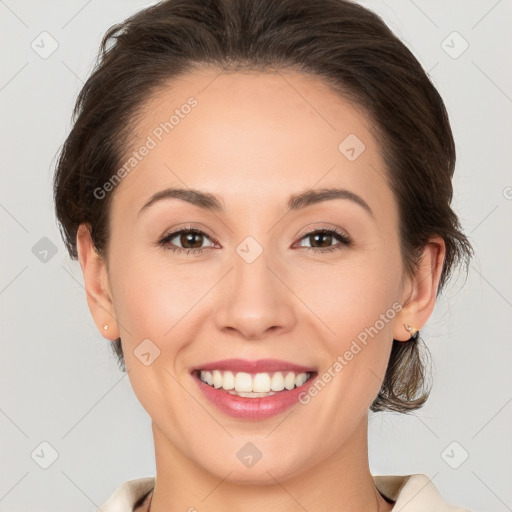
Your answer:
[76,67,445,511]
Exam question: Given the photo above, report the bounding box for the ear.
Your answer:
[393,236,446,342]
[76,223,119,340]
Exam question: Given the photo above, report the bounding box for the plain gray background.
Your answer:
[1,0,511,510]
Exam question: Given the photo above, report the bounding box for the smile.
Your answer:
[190,359,318,419]
[197,370,312,397]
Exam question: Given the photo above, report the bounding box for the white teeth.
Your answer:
[284,372,296,390]
[212,370,223,389]
[222,371,235,390]
[234,372,253,392]
[270,372,285,391]
[295,372,308,387]
[199,369,311,394]
[203,371,213,386]
[228,390,276,397]
[253,373,271,392]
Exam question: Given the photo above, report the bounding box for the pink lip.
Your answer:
[191,358,316,374]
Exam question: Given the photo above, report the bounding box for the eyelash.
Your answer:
[157,226,351,256]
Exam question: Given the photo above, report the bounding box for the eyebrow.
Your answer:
[137,186,374,218]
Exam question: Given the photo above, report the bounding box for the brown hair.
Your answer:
[53,0,473,413]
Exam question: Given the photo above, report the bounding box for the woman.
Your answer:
[53,0,474,510]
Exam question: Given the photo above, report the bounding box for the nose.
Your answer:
[213,248,296,341]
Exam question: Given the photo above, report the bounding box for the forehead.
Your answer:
[111,67,394,222]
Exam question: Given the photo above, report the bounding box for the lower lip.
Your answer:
[192,372,317,420]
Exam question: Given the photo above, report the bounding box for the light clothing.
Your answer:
[94,474,471,511]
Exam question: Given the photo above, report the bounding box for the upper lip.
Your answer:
[191,358,316,374]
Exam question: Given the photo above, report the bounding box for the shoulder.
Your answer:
[95,477,155,512]
[373,473,471,511]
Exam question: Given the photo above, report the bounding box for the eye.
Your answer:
[158,227,216,255]
[295,227,351,253]
[158,226,351,256]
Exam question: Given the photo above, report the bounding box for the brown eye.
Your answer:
[309,232,334,248]
[178,230,205,249]
[159,228,215,254]
[296,228,351,253]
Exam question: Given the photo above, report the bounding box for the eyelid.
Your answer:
[160,223,218,241]
[294,223,350,242]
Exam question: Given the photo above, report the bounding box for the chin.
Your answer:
[193,444,312,486]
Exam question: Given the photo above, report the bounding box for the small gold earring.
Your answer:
[404,323,419,340]
[103,324,109,331]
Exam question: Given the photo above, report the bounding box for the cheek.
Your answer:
[109,252,203,419]
[296,247,402,337]
[302,248,402,397]
[110,247,212,341]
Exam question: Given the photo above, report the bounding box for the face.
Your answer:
[84,67,416,483]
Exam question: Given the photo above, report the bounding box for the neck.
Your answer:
[148,414,393,512]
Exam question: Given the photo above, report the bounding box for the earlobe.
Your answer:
[403,323,419,341]
[76,223,119,340]
[393,237,446,342]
